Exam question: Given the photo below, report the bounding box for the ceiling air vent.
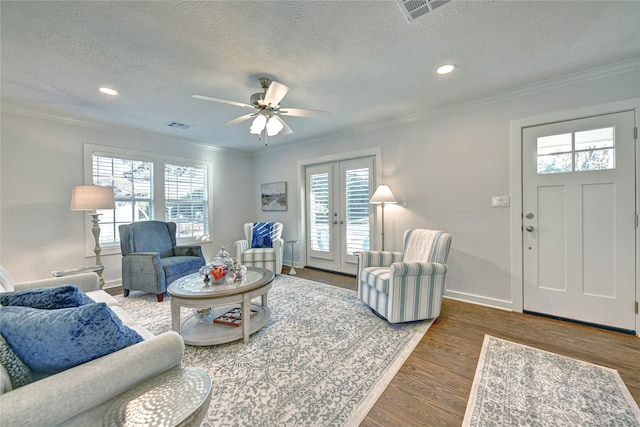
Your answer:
[396,0,451,22]
[166,121,193,130]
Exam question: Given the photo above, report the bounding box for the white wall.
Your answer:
[2,66,638,305]
[251,67,640,309]
[0,111,254,283]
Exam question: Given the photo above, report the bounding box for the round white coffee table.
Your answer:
[167,267,274,346]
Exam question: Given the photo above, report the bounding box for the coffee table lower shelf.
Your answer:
[179,304,270,346]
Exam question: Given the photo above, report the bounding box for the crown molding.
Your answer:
[4,58,639,157]
[390,58,640,128]
[0,102,244,154]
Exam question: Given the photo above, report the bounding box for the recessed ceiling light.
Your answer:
[99,87,118,96]
[436,64,456,75]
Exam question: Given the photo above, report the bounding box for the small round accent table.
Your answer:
[287,240,299,275]
[103,367,212,427]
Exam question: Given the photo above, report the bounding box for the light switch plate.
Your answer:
[491,196,510,207]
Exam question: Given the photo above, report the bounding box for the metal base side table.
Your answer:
[287,240,298,275]
[103,367,212,427]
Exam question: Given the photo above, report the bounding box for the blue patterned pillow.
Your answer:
[0,285,94,309]
[251,222,274,248]
[0,303,143,374]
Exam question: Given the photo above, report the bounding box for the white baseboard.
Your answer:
[444,290,514,312]
[103,279,122,290]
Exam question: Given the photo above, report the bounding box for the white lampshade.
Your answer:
[265,117,284,136]
[71,185,115,211]
[250,114,267,135]
[370,185,397,205]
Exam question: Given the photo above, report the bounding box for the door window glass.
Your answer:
[309,172,330,252]
[536,127,615,174]
[344,167,370,254]
[575,127,615,171]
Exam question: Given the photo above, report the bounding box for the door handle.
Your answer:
[526,225,534,232]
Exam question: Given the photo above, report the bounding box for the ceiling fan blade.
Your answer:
[274,115,293,135]
[263,81,289,107]
[192,94,254,110]
[222,113,257,127]
[279,107,331,118]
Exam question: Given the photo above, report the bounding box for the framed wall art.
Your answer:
[261,181,287,211]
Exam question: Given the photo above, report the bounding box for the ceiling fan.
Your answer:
[192,77,330,142]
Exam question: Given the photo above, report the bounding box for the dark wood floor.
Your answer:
[287,267,640,426]
[109,267,639,426]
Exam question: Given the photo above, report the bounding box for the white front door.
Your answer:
[522,110,636,332]
[305,157,374,275]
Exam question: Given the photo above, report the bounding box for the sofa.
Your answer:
[0,269,186,427]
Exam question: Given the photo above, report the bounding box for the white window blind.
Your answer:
[92,154,153,246]
[344,167,370,254]
[164,163,208,240]
[309,172,330,252]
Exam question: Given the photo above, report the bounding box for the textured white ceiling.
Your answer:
[2,1,639,152]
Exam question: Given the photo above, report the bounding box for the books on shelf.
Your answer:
[214,307,258,327]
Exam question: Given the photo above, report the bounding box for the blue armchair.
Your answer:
[119,221,205,302]
[356,229,452,323]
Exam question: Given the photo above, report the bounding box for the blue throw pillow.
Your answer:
[0,285,94,309]
[251,222,274,248]
[0,303,143,375]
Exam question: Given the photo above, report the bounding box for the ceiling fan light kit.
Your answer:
[193,76,330,145]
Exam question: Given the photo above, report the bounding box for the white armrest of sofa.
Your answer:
[0,331,184,427]
[14,272,100,293]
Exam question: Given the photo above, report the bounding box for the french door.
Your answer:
[522,110,636,332]
[306,157,374,275]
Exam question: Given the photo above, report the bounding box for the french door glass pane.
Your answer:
[345,167,370,254]
[309,172,330,252]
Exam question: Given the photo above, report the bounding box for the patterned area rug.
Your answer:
[115,275,432,426]
[463,335,640,427]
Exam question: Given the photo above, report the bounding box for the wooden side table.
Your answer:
[103,367,212,427]
[52,265,105,288]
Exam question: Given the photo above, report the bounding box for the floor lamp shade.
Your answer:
[370,185,397,251]
[71,185,115,212]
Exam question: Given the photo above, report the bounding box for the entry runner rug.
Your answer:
[115,275,432,426]
[463,335,640,426]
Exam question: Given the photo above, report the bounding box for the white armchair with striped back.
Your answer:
[356,229,452,323]
[234,222,284,274]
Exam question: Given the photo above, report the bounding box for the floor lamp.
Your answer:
[369,185,397,251]
[71,185,115,286]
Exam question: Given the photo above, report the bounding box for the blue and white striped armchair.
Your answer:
[356,229,452,323]
[234,222,284,274]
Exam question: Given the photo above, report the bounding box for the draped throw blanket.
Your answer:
[402,229,440,263]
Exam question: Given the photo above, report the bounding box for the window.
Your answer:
[537,127,615,174]
[93,155,153,245]
[86,144,212,254]
[164,164,208,240]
